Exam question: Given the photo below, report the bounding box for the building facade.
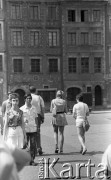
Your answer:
[2,0,111,110]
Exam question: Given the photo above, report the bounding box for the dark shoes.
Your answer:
[82,148,87,155]
[30,161,38,166]
[55,148,59,153]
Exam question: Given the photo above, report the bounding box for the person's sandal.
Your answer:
[55,148,59,153]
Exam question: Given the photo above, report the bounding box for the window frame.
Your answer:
[94,57,102,73]
[81,57,89,73]
[67,32,76,46]
[93,32,101,45]
[67,9,76,22]
[47,5,57,20]
[48,57,59,73]
[12,57,23,73]
[68,57,77,73]
[29,30,40,47]
[0,53,4,72]
[30,57,41,73]
[11,4,22,19]
[0,22,4,40]
[11,29,23,47]
[81,10,89,22]
[81,32,89,45]
[48,30,59,47]
[29,5,40,20]
[93,10,101,22]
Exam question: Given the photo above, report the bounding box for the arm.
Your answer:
[72,105,77,119]
[50,100,54,113]
[1,102,6,117]
[40,96,45,117]
[3,113,8,140]
[86,104,89,117]
[21,114,27,142]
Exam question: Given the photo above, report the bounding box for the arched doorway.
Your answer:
[95,85,102,106]
[15,89,25,107]
[67,87,81,109]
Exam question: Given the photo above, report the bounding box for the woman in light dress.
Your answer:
[73,93,89,155]
[50,90,67,153]
[3,93,27,148]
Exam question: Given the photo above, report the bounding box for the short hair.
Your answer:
[29,86,36,93]
[10,93,19,100]
[56,90,63,98]
[24,93,32,100]
[76,93,83,102]
[8,91,14,95]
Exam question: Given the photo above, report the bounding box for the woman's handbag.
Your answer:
[83,118,90,132]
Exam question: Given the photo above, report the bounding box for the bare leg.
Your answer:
[59,126,64,152]
[53,125,58,150]
[77,127,86,150]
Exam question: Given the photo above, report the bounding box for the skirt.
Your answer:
[6,126,24,149]
[51,113,68,126]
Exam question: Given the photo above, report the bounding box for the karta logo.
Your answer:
[38,158,110,179]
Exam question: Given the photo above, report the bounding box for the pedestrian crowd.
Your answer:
[0,86,110,180]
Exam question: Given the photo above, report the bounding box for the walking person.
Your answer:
[1,91,13,134]
[29,86,45,155]
[20,93,38,166]
[3,93,27,149]
[50,90,68,153]
[73,93,89,155]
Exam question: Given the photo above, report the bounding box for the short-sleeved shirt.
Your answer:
[31,94,44,114]
[20,105,37,133]
[73,102,89,120]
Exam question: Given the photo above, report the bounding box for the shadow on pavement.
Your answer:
[85,151,104,156]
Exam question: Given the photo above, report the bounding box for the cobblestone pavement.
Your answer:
[1,110,111,180]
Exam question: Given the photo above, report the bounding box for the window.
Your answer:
[81,57,89,73]
[11,4,22,19]
[93,32,101,45]
[48,6,57,20]
[49,58,58,73]
[29,6,39,20]
[81,10,88,22]
[87,86,92,93]
[13,58,22,72]
[94,57,101,73]
[68,33,76,45]
[68,58,76,73]
[11,30,23,46]
[81,32,89,45]
[48,31,59,46]
[0,55,3,71]
[0,0,2,9]
[31,58,40,73]
[0,23,3,40]
[30,31,40,46]
[93,10,100,22]
[68,10,75,22]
